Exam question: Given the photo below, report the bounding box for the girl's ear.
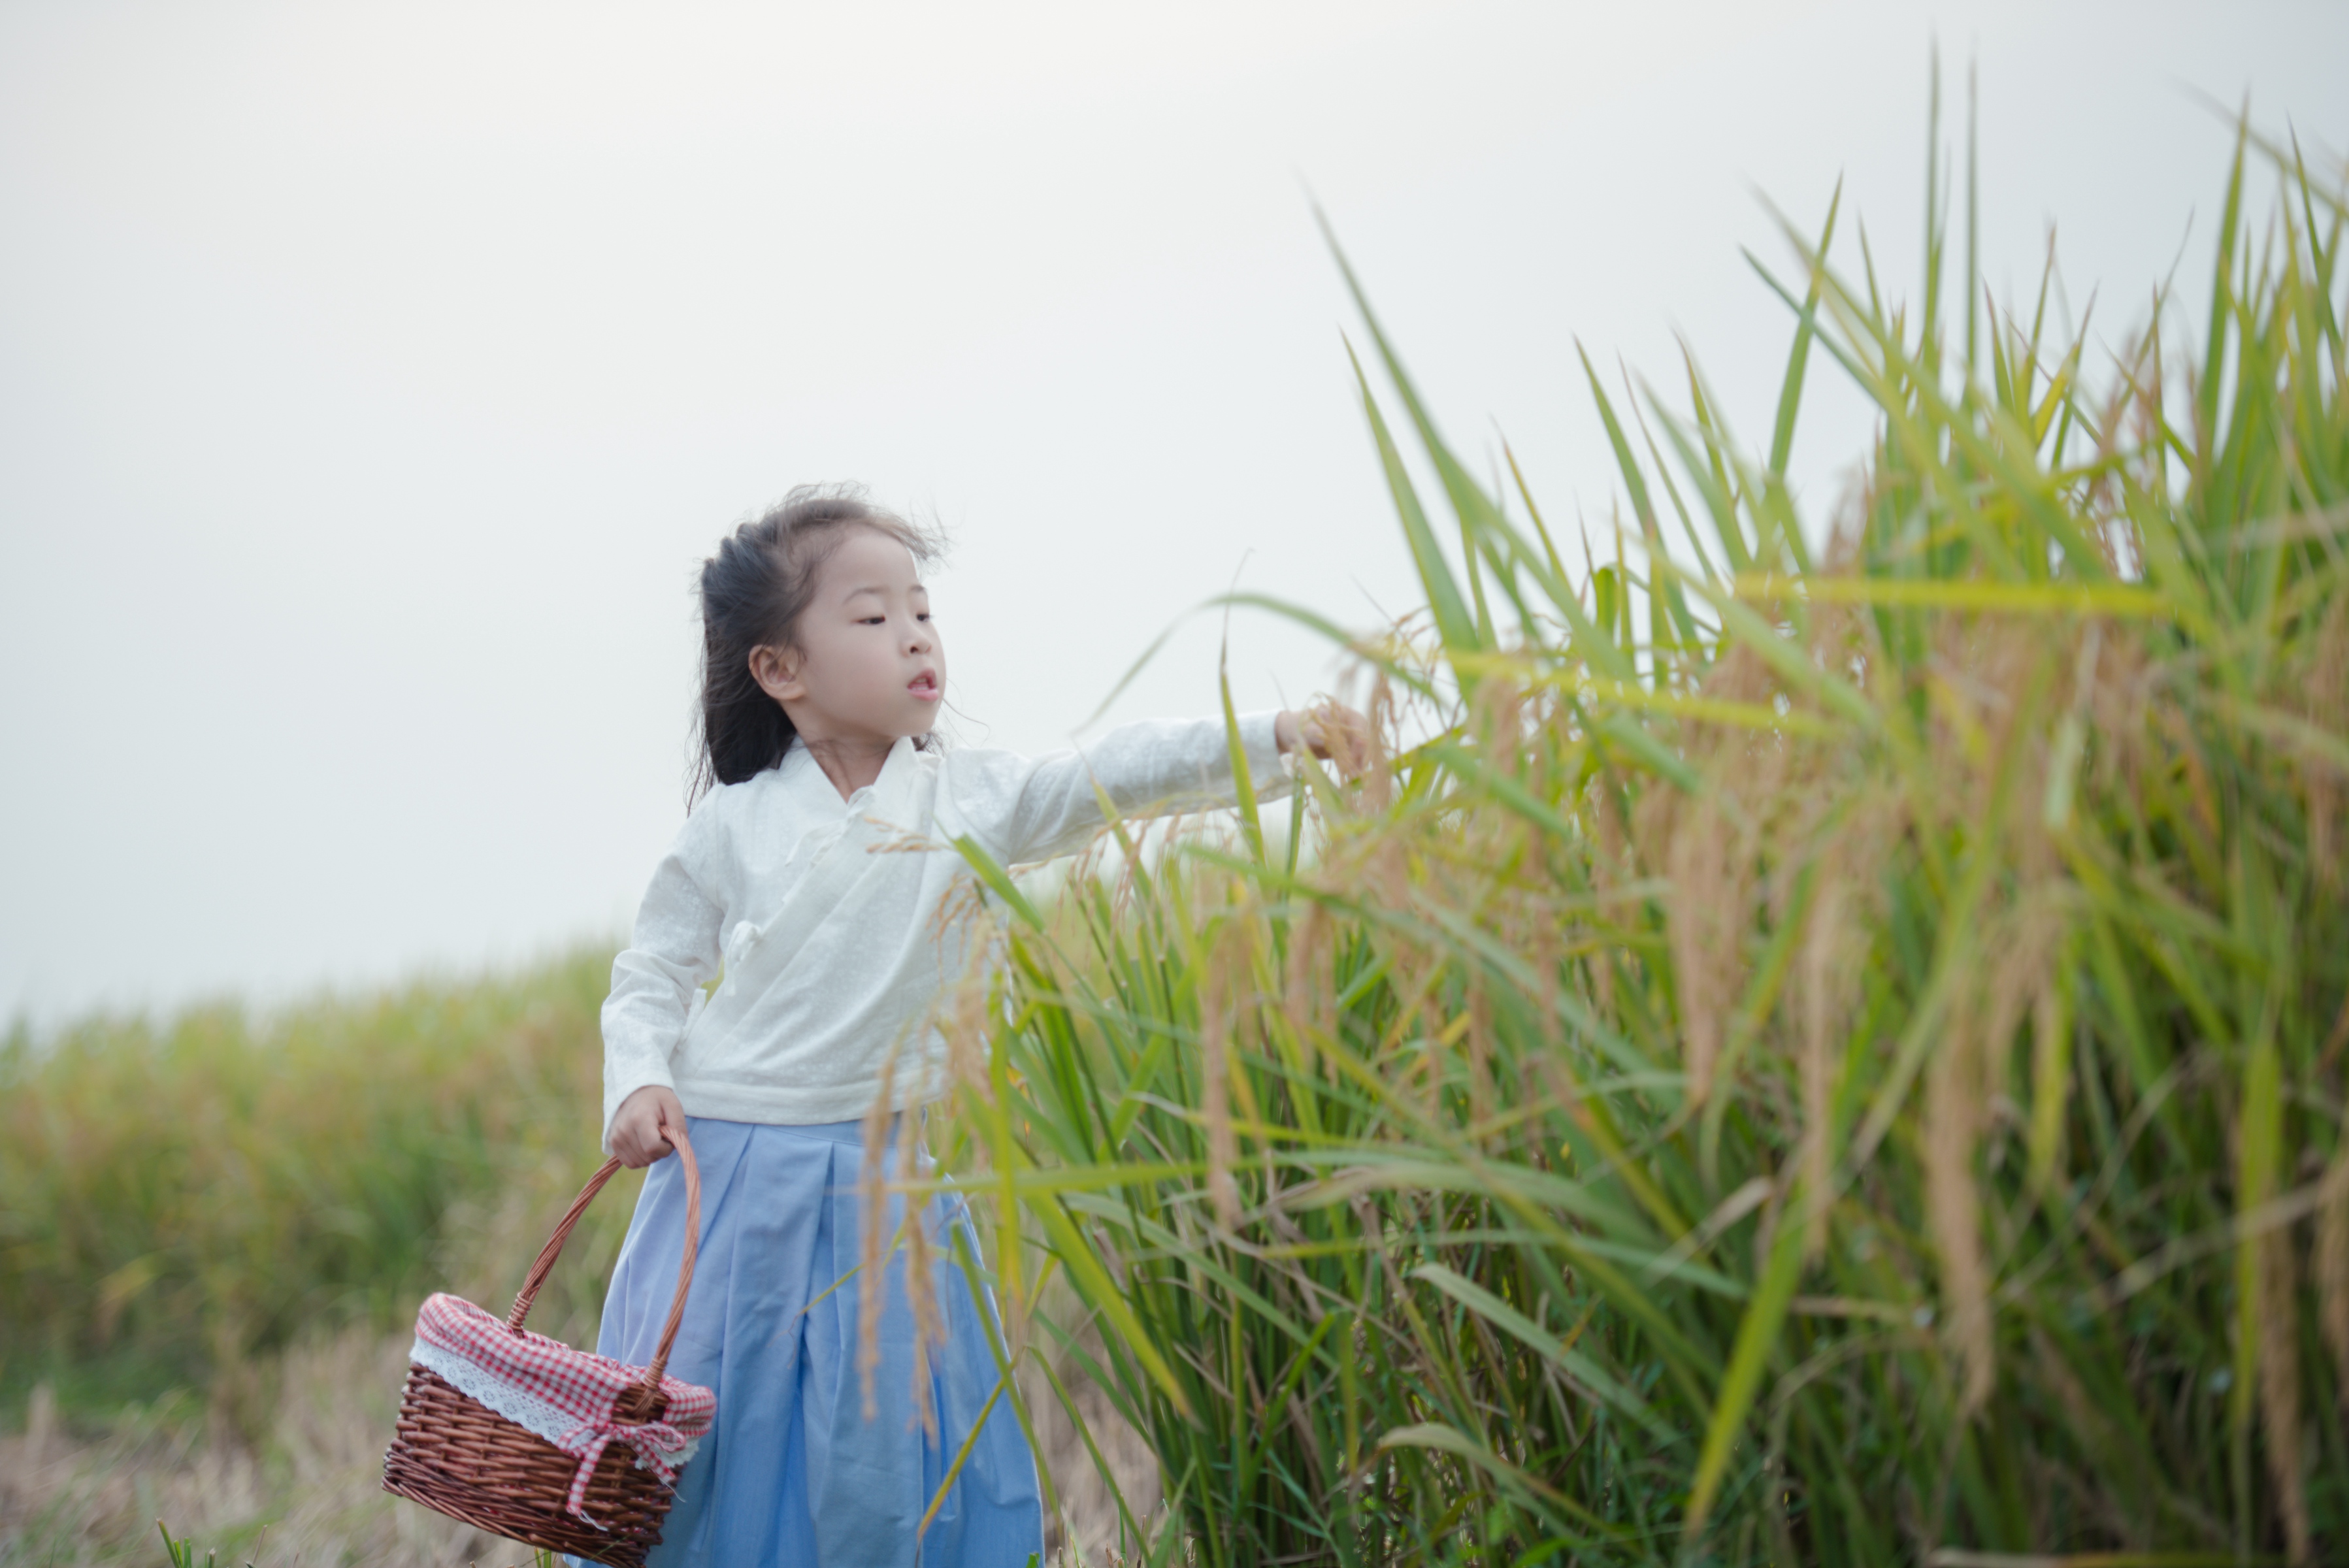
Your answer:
[748,643,804,704]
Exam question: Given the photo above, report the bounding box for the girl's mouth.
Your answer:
[908,671,940,701]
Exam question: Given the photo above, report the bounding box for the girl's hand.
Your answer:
[611,1085,687,1168]
[1276,700,1374,780]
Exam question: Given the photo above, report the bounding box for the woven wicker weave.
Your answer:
[382,1126,702,1568]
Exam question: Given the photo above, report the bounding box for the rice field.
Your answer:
[6,97,2347,1568]
[900,105,2349,1568]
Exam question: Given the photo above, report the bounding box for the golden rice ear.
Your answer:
[1360,671,1399,815]
[2257,1222,2310,1565]
[1661,782,1737,1106]
[1281,905,1336,1075]
[1581,777,1627,1023]
[902,1196,943,1444]
[1797,874,1850,1256]
[1980,894,2062,1122]
[934,883,1002,1106]
[857,1039,903,1422]
[1924,990,1996,1417]
[1198,915,1244,1234]
[2319,1152,2349,1413]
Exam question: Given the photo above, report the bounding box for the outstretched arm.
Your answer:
[944,701,1371,866]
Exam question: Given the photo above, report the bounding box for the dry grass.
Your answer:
[1,1330,523,1567]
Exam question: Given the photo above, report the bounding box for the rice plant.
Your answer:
[910,101,2349,1567]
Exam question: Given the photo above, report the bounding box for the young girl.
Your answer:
[587,484,1364,1567]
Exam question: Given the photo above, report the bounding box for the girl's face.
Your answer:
[749,528,944,747]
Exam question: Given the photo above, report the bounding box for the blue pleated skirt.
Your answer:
[572,1115,1044,1568]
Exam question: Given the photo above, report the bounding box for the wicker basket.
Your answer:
[382,1126,706,1568]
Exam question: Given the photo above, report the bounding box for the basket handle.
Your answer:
[505,1122,702,1411]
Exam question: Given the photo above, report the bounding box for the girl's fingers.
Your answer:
[616,1111,669,1168]
[1285,701,1374,777]
[1300,700,1373,779]
[612,1088,683,1166]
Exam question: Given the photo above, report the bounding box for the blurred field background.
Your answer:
[0,956,631,1563]
[0,957,1152,1565]
[7,86,2349,1568]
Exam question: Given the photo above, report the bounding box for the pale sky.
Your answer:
[3,0,2342,1024]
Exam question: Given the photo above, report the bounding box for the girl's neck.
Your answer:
[795,732,896,802]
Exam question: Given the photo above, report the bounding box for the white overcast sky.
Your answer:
[3,0,2342,1024]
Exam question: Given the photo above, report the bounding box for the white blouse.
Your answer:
[600,711,1292,1148]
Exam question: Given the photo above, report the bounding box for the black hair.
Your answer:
[691,483,945,802]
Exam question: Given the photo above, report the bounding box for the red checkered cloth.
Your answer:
[408,1292,715,1529]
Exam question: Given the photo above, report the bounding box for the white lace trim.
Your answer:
[406,1340,701,1473]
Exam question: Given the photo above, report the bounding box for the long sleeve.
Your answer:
[600,831,725,1152]
[943,710,1291,867]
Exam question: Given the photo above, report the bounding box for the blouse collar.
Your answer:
[779,732,921,814]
